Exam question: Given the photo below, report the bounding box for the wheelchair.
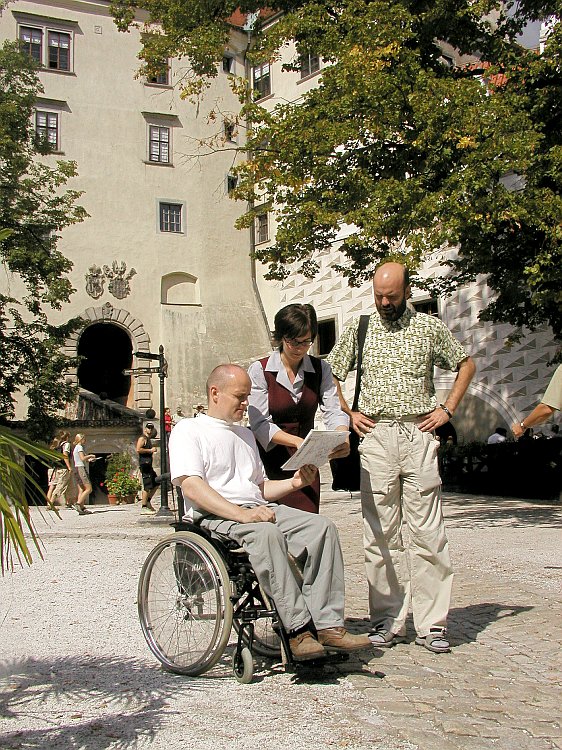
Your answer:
[138,521,295,683]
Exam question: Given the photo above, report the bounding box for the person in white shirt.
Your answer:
[169,364,373,662]
[72,433,96,515]
[487,427,507,444]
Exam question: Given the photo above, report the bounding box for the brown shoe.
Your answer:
[289,631,326,661]
[318,627,373,652]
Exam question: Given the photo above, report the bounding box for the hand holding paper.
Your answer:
[281,430,350,471]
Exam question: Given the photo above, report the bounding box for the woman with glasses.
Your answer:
[248,303,350,513]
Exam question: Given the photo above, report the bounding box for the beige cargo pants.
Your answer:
[359,418,453,637]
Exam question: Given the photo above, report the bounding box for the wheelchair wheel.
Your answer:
[138,532,234,675]
[233,646,254,684]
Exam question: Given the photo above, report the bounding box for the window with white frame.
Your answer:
[47,31,70,70]
[18,21,73,71]
[146,63,170,86]
[159,202,183,233]
[255,211,269,243]
[253,63,271,99]
[19,26,42,63]
[412,298,439,317]
[35,110,59,150]
[222,56,234,74]
[299,52,320,79]
[149,125,170,163]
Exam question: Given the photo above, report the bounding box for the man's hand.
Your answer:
[351,411,376,436]
[328,437,350,460]
[418,408,449,432]
[291,464,318,490]
[238,505,276,524]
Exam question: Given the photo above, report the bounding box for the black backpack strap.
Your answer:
[351,315,370,411]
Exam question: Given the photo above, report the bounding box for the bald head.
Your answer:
[206,364,251,422]
[373,262,410,322]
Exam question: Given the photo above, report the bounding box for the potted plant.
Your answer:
[104,470,141,504]
[103,452,140,504]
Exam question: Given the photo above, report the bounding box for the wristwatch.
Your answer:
[520,421,526,430]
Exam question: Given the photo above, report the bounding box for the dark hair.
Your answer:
[273,304,318,349]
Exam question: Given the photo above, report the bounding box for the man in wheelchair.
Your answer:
[169,364,373,662]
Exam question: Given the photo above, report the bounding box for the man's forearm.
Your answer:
[443,357,476,413]
[180,476,247,522]
[334,378,352,417]
[262,478,297,502]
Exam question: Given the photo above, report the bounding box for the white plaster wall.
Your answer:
[0,0,271,417]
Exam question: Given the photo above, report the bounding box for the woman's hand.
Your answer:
[329,437,350,460]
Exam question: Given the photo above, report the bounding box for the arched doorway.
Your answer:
[77,323,133,405]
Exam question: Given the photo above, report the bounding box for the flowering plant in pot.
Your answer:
[104,470,141,503]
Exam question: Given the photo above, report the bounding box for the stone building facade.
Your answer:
[0,0,271,465]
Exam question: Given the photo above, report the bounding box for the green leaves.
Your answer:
[0,42,86,427]
[111,0,561,341]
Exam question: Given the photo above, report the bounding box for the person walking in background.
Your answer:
[72,433,96,515]
[47,430,72,509]
[511,365,562,438]
[137,422,158,515]
[328,261,475,653]
[248,303,350,513]
[172,407,185,426]
[164,408,172,444]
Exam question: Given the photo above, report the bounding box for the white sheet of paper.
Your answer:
[281,430,350,471]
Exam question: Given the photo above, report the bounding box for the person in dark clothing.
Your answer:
[137,423,158,515]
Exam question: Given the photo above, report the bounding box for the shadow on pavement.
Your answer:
[0,654,211,749]
[447,602,534,645]
[444,497,562,529]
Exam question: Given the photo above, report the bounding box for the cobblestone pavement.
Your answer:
[0,476,560,750]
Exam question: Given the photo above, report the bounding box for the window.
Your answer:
[316,318,337,357]
[147,65,170,86]
[149,125,170,163]
[227,174,238,194]
[255,211,269,243]
[159,203,182,233]
[224,120,236,142]
[412,298,439,317]
[299,52,320,79]
[19,26,42,63]
[35,110,59,150]
[222,56,234,74]
[48,31,70,70]
[253,63,271,99]
[17,19,74,72]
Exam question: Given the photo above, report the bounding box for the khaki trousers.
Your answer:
[202,504,346,633]
[360,419,453,637]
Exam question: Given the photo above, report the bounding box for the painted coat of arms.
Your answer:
[85,265,105,299]
[103,261,137,300]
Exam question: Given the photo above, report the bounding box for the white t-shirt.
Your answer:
[73,443,85,467]
[169,414,266,518]
[487,433,506,444]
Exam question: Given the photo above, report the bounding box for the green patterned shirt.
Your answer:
[327,308,468,418]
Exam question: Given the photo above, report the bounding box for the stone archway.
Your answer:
[65,302,153,411]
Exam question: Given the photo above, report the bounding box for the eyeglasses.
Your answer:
[284,337,314,348]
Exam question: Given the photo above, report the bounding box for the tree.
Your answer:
[0,42,88,439]
[110,0,561,342]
